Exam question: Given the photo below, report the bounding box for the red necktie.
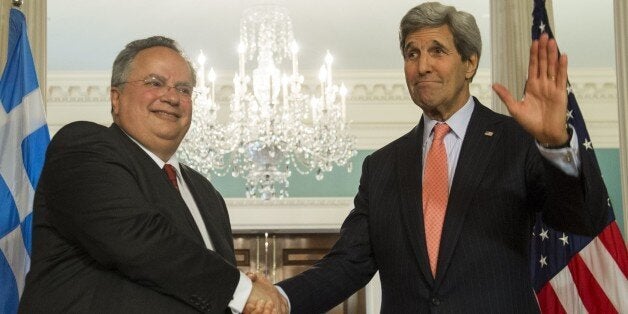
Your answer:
[163,164,179,191]
[422,123,450,276]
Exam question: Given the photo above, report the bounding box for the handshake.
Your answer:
[243,272,289,314]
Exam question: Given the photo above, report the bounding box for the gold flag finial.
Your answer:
[12,0,23,8]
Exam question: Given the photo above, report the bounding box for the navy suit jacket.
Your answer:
[278,99,609,313]
[20,122,239,313]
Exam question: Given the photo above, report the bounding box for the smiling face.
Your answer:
[110,46,193,161]
[403,25,478,121]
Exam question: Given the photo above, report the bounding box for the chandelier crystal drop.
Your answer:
[178,3,356,200]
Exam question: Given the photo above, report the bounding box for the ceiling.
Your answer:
[47,0,615,73]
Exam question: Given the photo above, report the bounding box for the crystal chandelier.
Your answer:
[178,3,356,200]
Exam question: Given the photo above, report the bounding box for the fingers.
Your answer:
[246,271,258,281]
[491,83,518,116]
[557,52,568,88]
[533,33,566,86]
[546,35,558,82]
[528,37,539,80]
[243,299,275,314]
[538,33,549,81]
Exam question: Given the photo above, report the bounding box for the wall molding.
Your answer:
[47,68,620,149]
[225,197,353,232]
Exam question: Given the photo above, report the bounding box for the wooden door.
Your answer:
[234,233,366,314]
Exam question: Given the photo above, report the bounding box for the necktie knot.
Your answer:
[163,164,179,191]
[433,123,450,141]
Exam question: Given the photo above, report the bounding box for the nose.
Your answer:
[417,53,431,75]
[160,86,180,106]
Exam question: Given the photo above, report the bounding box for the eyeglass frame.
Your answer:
[114,74,196,100]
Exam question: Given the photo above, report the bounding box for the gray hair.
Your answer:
[111,36,196,88]
[399,2,482,64]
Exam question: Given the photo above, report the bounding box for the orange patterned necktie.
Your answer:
[163,164,179,191]
[422,123,450,276]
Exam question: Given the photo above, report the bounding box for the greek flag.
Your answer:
[0,8,49,313]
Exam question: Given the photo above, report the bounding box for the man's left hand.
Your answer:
[492,33,569,146]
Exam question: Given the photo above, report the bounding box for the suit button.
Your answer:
[431,297,440,306]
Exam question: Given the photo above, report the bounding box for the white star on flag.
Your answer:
[559,233,569,246]
[566,110,574,120]
[539,255,548,268]
[582,138,593,150]
[539,21,546,33]
[539,228,549,241]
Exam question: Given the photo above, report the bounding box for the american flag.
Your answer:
[530,1,628,313]
[0,7,49,313]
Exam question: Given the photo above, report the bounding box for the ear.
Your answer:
[110,87,121,116]
[465,54,479,80]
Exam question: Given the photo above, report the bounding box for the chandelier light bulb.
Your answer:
[339,83,347,97]
[325,50,333,65]
[197,51,206,66]
[318,65,327,83]
[208,68,217,83]
[290,41,299,54]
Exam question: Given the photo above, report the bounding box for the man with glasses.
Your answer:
[19,36,285,314]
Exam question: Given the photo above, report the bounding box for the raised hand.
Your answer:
[243,273,289,314]
[492,33,570,146]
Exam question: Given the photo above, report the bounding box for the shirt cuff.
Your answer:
[275,285,292,313]
[228,272,253,314]
[536,125,580,177]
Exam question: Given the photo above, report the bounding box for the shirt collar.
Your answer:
[124,133,182,177]
[422,96,475,141]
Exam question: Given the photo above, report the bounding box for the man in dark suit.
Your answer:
[266,2,609,313]
[19,36,282,314]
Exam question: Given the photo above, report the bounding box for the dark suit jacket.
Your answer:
[278,99,609,313]
[19,122,239,314]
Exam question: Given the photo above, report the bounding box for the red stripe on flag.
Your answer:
[597,222,628,277]
[568,254,617,313]
[537,283,567,314]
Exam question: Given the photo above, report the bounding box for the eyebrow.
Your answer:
[405,39,447,50]
[146,73,193,87]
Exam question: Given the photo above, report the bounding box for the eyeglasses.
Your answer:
[117,75,195,100]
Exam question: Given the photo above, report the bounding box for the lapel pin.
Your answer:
[484,131,494,137]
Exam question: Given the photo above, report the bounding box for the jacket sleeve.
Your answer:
[537,142,611,236]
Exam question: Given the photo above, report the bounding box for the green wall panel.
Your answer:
[210,148,624,233]
[594,149,624,234]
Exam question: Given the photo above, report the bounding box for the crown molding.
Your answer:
[46,68,620,148]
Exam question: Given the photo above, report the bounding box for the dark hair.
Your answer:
[110,36,196,88]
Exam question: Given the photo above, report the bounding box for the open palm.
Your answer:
[492,33,569,146]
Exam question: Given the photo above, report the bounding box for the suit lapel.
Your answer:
[397,120,436,286]
[108,123,209,250]
[180,166,235,265]
[434,100,502,287]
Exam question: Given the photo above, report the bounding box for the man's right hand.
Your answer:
[243,273,288,314]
